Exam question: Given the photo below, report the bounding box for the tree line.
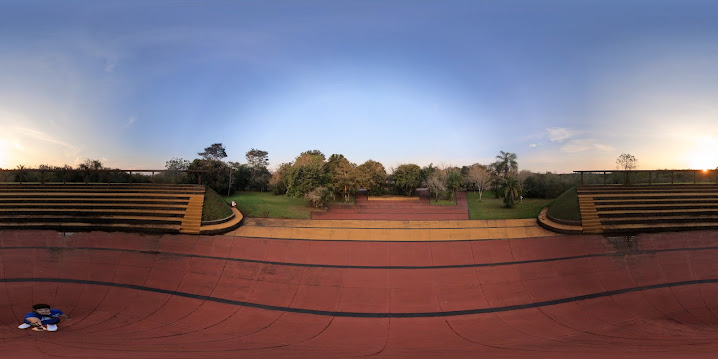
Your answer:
[182,145,581,209]
[8,146,654,209]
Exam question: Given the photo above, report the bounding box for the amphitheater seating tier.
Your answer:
[0,184,205,234]
[577,184,718,234]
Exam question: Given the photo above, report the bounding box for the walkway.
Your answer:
[230,217,559,241]
[3,226,718,358]
[311,192,469,220]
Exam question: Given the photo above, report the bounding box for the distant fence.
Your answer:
[0,169,208,185]
[574,169,718,185]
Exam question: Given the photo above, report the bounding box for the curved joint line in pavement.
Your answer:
[6,245,718,269]
[3,278,718,318]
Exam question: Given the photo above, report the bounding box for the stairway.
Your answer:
[312,192,469,220]
[578,195,603,234]
[180,194,204,234]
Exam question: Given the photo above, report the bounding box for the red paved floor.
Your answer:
[3,229,718,357]
[312,192,469,220]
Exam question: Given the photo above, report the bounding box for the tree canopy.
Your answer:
[392,164,422,196]
[198,143,227,161]
[355,160,387,195]
[165,157,190,172]
[285,150,329,198]
[494,151,518,179]
[245,148,269,169]
[616,153,638,171]
[465,163,491,200]
[325,154,358,202]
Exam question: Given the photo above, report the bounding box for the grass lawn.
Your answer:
[202,187,233,221]
[225,190,556,220]
[225,191,316,219]
[546,187,581,222]
[467,191,554,220]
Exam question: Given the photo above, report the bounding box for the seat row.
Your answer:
[577,184,718,234]
[0,184,206,233]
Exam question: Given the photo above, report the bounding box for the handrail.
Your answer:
[0,169,208,185]
[573,169,718,185]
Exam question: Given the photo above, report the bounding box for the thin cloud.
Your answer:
[15,128,79,151]
[126,116,136,127]
[104,58,117,72]
[561,139,614,153]
[546,127,574,142]
[593,143,615,152]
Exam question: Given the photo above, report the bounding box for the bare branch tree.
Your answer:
[616,153,638,171]
[466,164,491,201]
[426,170,447,202]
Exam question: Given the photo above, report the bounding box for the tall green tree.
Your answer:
[245,149,270,191]
[187,158,230,194]
[355,160,387,195]
[164,157,190,184]
[501,177,521,208]
[190,143,231,193]
[245,148,269,168]
[420,163,437,184]
[269,163,292,195]
[285,150,329,198]
[445,167,463,200]
[299,149,325,161]
[494,151,518,179]
[79,159,103,171]
[165,157,190,171]
[228,161,252,192]
[325,154,358,202]
[198,143,227,161]
[78,158,105,183]
[392,164,422,196]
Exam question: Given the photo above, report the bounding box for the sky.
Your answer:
[1,0,717,173]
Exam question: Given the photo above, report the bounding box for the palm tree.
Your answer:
[494,151,518,179]
[502,177,521,208]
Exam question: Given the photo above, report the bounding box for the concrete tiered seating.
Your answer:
[0,183,206,234]
[311,191,469,220]
[577,184,718,234]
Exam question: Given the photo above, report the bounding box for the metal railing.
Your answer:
[573,169,718,185]
[0,169,208,185]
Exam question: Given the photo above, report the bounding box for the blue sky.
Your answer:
[1,0,717,172]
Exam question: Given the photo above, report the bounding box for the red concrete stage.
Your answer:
[312,192,469,220]
[3,230,718,358]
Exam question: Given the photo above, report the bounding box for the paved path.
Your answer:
[230,217,559,241]
[312,192,469,220]
[3,228,718,358]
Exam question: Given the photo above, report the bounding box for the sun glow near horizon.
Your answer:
[685,136,718,171]
[0,138,10,169]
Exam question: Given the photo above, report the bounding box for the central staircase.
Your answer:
[312,192,469,220]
